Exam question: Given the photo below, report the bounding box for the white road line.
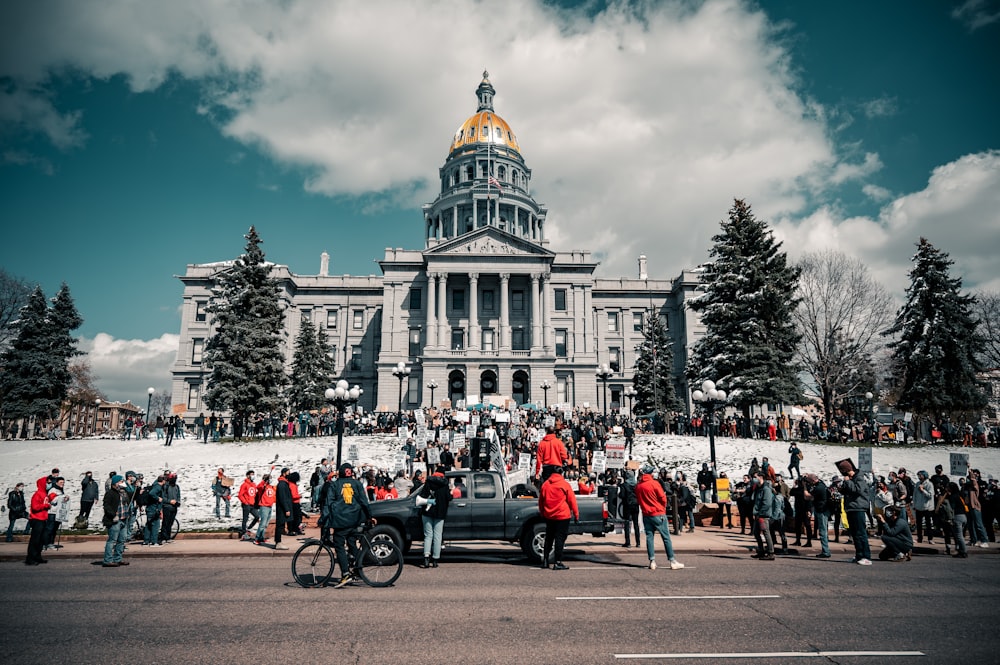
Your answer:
[558,594,780,600]
[614,651,925,659]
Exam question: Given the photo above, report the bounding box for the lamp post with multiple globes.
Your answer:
[392,362,411,433]
[595,363,613,422]
[540,380,552,410]
[692,379,727,504]
[325,381,363,468]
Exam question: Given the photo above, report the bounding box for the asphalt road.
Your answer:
[2,546,997,665]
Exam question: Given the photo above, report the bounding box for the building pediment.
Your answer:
[425,227,554,258]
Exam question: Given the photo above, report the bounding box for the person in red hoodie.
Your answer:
[254,473,276,545]
[25,477,51,565]
[237,470,259,540]
[535,426,568,481]
[538,468,579,570]
[635,463,684,571]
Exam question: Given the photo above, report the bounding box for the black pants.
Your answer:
[915,509,934,541]
[794,509,813,542]
[160,505,178,542]
[78,500,94,521]
[623,508,640,546]
[543,518,570,564]
[26,518,46,562]
[164,428,174,446]
[241,503,259,534]
[44,517,59,546]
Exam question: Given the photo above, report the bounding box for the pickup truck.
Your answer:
[367,469,612,562]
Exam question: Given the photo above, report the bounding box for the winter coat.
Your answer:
[102,487,125,528]
[913,479,935,512]
[6,488,27,519]
[418,474,452,520]
[29,478,51,521]
[635,473,668,517]
[275,477,294,517]
[538,472,579,521]
[840,475,871,512]
[257,481,276,508]
[146,482,165,518]
[322,476,372,530]
[752,481,774,519]
[535,433,568,476]
[81,476,99,502]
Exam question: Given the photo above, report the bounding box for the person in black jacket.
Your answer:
[619,471,641,548]
[804,474,831,558]
[417,467,452,568]
[6,483,28,541]
[273,469,294,550]
[321,463,373,587]
[78,472,99,524]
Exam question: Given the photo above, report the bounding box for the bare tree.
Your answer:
[793,250,893,426]
[57,360,104,428]
[150,391,173,420]
[0,268,34,348]
[973,290,1000,369]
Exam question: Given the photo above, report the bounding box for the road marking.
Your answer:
[614,651,925,659]
[558,594,780,600]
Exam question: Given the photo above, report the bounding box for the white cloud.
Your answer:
[773,150,1000,296]
[0,87,87,149]
[81,332,179,404]
[860,96,898,119]
[952,0,1000,31]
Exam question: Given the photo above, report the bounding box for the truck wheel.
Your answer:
[520,523,545,562]
[369,524,404,553]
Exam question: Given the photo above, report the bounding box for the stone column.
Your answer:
[438,273,449,349]
[530,273,541,351]
[468,273,480,350]
[499,273,510,350]
[426,272,437,349]
[542,272,553,352]
[452,206,458,238]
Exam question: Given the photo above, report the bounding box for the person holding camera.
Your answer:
[876,505,913,562]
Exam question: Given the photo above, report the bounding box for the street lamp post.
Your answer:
[692,379,727,504]
[595,363,613,422]
[623,386,637,420]
[427,380,438,407]
[146,387,155,437]
[540,380,552,410]
[865,391,874,443]
[392,361,411,434]
[325,380,363,469]
[94,398,102,436]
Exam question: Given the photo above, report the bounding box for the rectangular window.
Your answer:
[611,387,622,411]
[512,290,524,313]
[409,328,421,357]
[187,384,200,410]
[512,329,526,351]
[326,310,338,329]
[482,328,495,351]
[351,345,362,371]
[554,289,567,311]
[191,338,204,365]
[609,347,621,372]
[409,288,422,310]
[555,329,567,358]
[407,376,419,405]
[452,288,465,312]
[633,312,644,332]
[301,309,312,323]
[195,301,207,323]
[473,473,497,499]
[451,329,465,350]
[607,311,619,332]
[556,377,567,405]
[353,310,364,330]
[482,289,495,312]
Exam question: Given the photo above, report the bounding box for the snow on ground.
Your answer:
[2,433,997,531]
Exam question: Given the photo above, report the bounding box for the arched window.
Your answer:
[448,370,466,404]
[466,165,474,182]
[498,165,506,181]
[480,370,498,397]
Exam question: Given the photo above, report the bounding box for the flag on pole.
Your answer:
[488,175,504,192]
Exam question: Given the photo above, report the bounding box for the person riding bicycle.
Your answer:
[320,463,374,588]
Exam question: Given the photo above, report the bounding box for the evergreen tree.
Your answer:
[286,318,336,411]
[0,283,82,425]
[686,199,802,420]
[204,227,288,432]
[884,237,986,431]
[632,311,681,415]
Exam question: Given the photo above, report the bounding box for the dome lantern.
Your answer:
[477,70,495,112]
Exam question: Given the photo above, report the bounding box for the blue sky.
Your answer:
[1,0,998,402]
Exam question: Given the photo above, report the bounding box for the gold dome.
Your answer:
[449,111,521,154]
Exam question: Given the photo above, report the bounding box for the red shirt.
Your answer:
[577,479,594,495]
[538,472,579,521]
[635,473,667,517]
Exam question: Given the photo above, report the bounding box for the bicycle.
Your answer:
[130,510,180,542]
[292,522,403,588]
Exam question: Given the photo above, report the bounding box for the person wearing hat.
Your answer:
[26,477,52,565]
[101,475,130,567]
[635,463,684,570]
[6,482,28,542]
[320,463,374,587]
[876,505,913,561]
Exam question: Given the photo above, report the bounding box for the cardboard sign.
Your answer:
[626,460,641,471]
[453,433,466,448]
[171,403,187,415]
[950,452,969,477]
[857,447,873,474]
[394,452,407,472]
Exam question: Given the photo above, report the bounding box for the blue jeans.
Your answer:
[814,510,830,555]
[104,520,128,563]
[422,515,444,559]
[255,506,272,542]
[968,509,988,544]
[215,495,230,518]
[145,514,161,544]
[846,510,871,560]
[643,514,676,561]
[953,514,968,554]
[6,515,28,541]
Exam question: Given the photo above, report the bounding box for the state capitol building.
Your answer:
[171,73,705,418]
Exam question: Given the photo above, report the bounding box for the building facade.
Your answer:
[171,73,704,420]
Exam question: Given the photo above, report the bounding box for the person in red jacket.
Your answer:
[538,468,579,570]
[25,477,51,565]
[635,463,684,571]
[254,474,276,545]
[237,470,259,540]
[535,426,568,480]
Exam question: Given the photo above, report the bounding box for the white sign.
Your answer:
[903,412,913,423]
[453,433,466,448]
[591,451,607,475]
[414,410,425,425]
[950,452,969,477]
[393,452,407,472]
[327,448,336,462]
[453,411,470,423]
[518,453,532,472]
[857,447,873,474]
[544,416,556,428]
[466,424,477,439]
[426,447,441,466]
[425,429,435,443]
[398,427,409,439]
[495,411,510,423]
[347,444,360,463]
[605,441,626,469]
[471,415,481,429]
[416,437,427,451]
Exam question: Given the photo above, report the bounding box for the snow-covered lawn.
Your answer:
[2,433,997,531]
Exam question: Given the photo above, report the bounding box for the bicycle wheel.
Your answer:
[292,541,335,588]
[356,539,403,588]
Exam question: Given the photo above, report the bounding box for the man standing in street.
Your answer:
[538,467,579,570]
[840,462,872,565]
[751,471,776,560]
[274,469,294,550]
[101,475,130,567]
[804,474,831,559]
[635,463,684,571]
